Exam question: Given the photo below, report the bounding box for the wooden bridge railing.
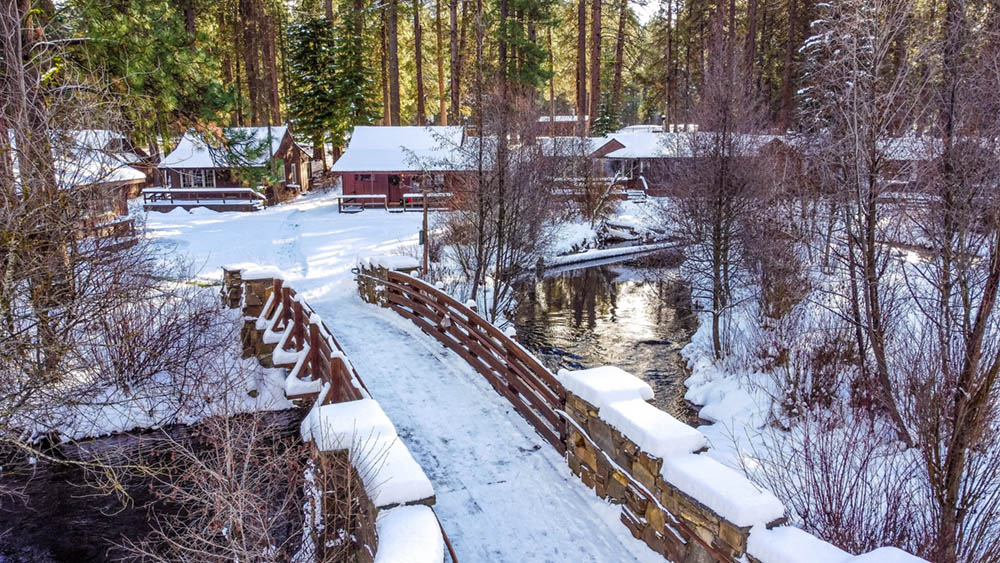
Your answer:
[356,263,740,562]
[260,278,367,404]
[358,265,567,454]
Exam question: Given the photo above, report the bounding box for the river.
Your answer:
[513,251,698,422]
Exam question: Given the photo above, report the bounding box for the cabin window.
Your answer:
[180,169,214,189]
[355,174,372,181]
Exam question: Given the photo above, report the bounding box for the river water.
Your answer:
[513,251,698,422]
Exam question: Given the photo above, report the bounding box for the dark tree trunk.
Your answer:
[589,0,602,125]
[576,0,587,131]
[388,0,401,125]
[745,0,758,80]
[436,0,447,124]
[665,0,673,126]
[610,0,627,122]
[549,26,556,136]
[261,5,281,125]
[778,0,797,131]
[414,0,427,124]
[381,16,391,123]
[183,0,195,36]
[449,0,460,121]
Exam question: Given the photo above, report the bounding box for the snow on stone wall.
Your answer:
[224,268,446,563]
[557,365,928,563]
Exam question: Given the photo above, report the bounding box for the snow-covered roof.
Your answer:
[604,131,791,159]
[7,128,146,189]
[604,132,679,159]
[331,126,474,172]
[536,136,618,158]
[160,126,290,169]
[880,136,942,162]
[538,115,589,122]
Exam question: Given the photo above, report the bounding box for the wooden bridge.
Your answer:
[230,262,923,563]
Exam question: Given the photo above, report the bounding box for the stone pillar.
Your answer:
[222,267,244,308]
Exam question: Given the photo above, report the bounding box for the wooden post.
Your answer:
[293,301,305,351]
[329,358,346,404]
[272,278,283,310]
[269,278,284,330]
[282,286,293,328]
[422,187,429,277]
[310,323,322,383]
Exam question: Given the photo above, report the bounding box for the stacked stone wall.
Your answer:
[223,268,445,563]
[564,392,754,563]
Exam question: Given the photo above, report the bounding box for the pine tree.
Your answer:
[331,0,381,140]
[62,0,232,146]
[287,18,340,157]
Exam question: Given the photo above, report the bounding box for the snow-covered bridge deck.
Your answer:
[313,293,661,562]
[146,193,661,561]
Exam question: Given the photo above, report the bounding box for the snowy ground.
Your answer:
[144,191,662,562]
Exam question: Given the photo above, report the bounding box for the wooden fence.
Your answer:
[358,266,567,454]
[260,278,367,404]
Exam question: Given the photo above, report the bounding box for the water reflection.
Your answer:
[514,253,697,421]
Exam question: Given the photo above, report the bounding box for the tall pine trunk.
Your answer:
[745,0,758,80]
[381,16,391,123]
[449,0,460,121]
[665,0,672,126]
[778,0,797,130]
[589,0,602,126]
[610,0,627,123]
[414,0,426,124]
[576,0,587,131]
[548,26,556,136]
[261,5,281,125]
[388,0,401,125]
[436,0,447,124]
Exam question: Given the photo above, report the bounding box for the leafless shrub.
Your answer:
[748,309,856,421]
[119,412,308,562]
[432,87,564,322]
[300,441,383,562]
[746,410,933,556]
[657,15,772,360]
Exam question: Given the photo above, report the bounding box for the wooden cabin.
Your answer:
[331,126,475,210]
[602,132,800,196]
[156,126,310,211]
[535,136,629,198]
[5,129,147,238]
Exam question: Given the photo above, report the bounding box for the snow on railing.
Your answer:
[223,268,455,562]
[357,260,567,454]
[356,259,927,563]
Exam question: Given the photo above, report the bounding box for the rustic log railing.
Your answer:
[260,278,367,404]
[230,272,459,562]
[358,265,567,454]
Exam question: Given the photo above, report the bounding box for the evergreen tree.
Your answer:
[61,0,232,148]
[332,0,380,141]
[287,18,340,154]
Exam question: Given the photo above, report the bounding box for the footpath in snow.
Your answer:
[313,293,661,562]
[145,192,661,562]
